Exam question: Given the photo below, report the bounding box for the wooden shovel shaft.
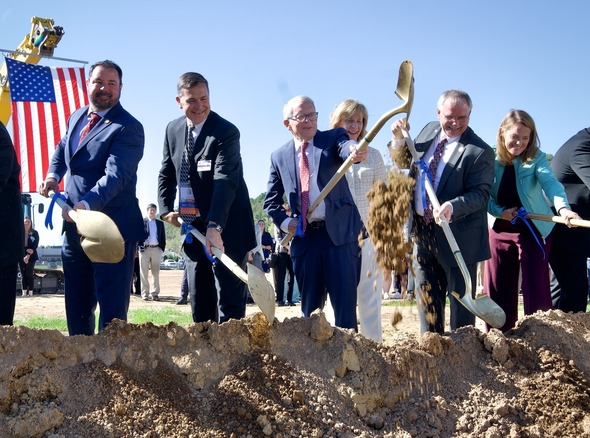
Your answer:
[526,213,590,229]
[280,87,414,249]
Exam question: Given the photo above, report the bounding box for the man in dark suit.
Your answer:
[0,121,24,326]
[549,127,590,313]
[138,203,166,301]
[39,60,146,336]
[263,95,365,330]
[390,90,494,334]
[158,72,256,324]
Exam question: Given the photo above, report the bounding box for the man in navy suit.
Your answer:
[158,72,256,324]
[264,95,365,330]
[549,127,590,312]
[39,60,145,335]
[390,90,494,334]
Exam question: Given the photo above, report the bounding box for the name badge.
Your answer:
[179,182,200,217]
[197,159,212,172]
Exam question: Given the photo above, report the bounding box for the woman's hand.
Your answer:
[559,208,581,227]
[501,207,518,221]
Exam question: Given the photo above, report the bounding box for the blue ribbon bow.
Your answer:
[295,215,305,238]
[417,159,434,211]
[181,222,216,263]
[511,207,546,260]
[44,192,67,230]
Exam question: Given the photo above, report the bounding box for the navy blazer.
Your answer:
[412,122,494,266]
[47,102,146,242]
[0,121,24,267]
[158,111,256,259]
[264,128,363,256]
[551,127,590,255]
[140,218,166,252]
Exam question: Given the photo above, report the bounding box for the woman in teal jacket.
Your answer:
[485,110,579,332]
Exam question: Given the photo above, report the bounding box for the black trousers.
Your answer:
[413,217,476,334]
[183,238,249,323]
[273,252,294,303]
[0,263,18,325]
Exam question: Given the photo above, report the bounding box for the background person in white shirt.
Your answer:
[139,203,166,301]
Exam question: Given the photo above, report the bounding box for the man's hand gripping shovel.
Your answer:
[281,60,415,248]
[400,131,506,329]
[178,218,275,322]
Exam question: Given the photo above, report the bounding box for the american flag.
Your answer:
[5,57,88,192]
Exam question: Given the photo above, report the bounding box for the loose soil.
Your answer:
[2,270,590,437]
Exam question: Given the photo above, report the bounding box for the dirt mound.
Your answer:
[2,310,590,437]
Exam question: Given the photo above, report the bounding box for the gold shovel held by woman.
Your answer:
[281,59,415,248]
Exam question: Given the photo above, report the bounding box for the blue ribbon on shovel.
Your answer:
[44,192,67,230]
[511,207,546,260]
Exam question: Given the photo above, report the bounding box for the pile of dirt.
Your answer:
[1,310,590,437]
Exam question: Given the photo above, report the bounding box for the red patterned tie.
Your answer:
[78,112,101,145]
[423,138,447,224]
[299,142,310,232]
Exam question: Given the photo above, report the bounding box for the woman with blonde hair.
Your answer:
[485,109,579,331]
[329,99,387,342]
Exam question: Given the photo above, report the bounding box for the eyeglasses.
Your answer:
[288,112,319,122]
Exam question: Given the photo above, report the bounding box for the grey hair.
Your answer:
[437,90,473,111]
[283,95,315,120]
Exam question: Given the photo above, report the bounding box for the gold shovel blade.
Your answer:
[247,264,276,322]
[73,209,125,263]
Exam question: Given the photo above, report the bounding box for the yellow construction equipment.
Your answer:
[0,16,65,124]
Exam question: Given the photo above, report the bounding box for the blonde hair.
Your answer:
[329,99,368,140]
[496,109,539,165]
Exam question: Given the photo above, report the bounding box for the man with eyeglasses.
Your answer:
[389,89,494,334]
[263,95,366,330]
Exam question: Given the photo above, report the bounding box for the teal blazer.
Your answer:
[488,151,570,238]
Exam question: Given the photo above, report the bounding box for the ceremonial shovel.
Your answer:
[178,218,276,323]
[281,60,415,247]
[401,131,506,329]
[48,192,125,263]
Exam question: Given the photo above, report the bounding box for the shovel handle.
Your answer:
[525,213,590,229]
[177,218,248,284]
[48,191,77,221]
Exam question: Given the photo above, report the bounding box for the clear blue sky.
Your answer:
[2,1,589,245]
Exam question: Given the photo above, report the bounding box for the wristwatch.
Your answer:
[207,223,223,233]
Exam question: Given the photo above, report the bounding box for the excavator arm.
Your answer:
[0,16,65,125]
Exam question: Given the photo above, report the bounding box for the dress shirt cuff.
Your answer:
[46,173,61,183]
[280,217,292,233]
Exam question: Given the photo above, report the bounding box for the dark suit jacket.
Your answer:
[0,122,24,268]
[47,102,146,242]
[24,229,40,263]
[263,128,363,257]
[140,218,166,252]
[412,122,494,266]
[551,127,590,256]
[158,111,256,258]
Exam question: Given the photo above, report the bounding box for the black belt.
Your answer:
[147,244,159,248]
[307,220,326,230]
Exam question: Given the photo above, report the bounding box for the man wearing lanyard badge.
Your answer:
[158,72,256,323]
